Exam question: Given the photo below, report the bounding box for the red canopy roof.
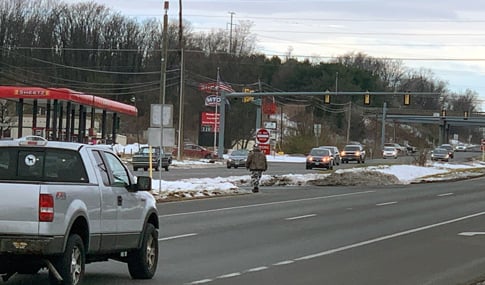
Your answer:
[0,86,137,116]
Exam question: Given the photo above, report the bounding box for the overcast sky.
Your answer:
[64,0,485,109]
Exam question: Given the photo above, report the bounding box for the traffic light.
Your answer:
[324,94,331,104]
[242,88,254,103]
[403,93,411,105]
[242,96,254,103]
[363,92,370,105]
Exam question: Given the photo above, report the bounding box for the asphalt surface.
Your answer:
[7,151,485,285]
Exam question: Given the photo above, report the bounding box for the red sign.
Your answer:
[201,112,220,133]
[259,143,270,155]
[256,128,270,144]
[201,112,220,125]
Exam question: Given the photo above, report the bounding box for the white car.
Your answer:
[383,143,407,155]
[382,146,398,159]
[455,144,467,152]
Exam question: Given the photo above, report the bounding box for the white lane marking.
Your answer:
[247,266,268,272]
[217,272,241,279]
[188,279,213,284]
[376,201,397,206]
[458,232,485,236]
[438,193,454,197]
[273,260,295,266]
[159,190,375,218]
[294,211,485,261]
[158,233,198,241]
[285,214,317,221]
[187,212,485,284]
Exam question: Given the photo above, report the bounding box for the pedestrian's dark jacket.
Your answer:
[245,148,267,171]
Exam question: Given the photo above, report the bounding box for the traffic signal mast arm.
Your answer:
[217,91,440,158]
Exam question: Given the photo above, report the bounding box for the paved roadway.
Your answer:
[9,151,485,285]
[137,150,480,181]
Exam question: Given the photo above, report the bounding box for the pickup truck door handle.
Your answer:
[117,196,123,206]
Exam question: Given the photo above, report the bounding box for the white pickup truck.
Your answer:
[0,136,159,285]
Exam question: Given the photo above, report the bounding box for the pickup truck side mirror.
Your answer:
[136,176,152,191]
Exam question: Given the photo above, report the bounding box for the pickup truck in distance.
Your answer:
[0,136,159,285]
[131,146,172,171]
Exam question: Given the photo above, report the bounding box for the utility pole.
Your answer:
[255,78,262,131]
[158,0,169,193]
[177,0,185,161]
[228,11,235,54]
[346,101,351,144]
[335,71,339,95]
[381,102,387,148]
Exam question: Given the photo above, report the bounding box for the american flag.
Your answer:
[217,72,235,94]
[198,74,235,95]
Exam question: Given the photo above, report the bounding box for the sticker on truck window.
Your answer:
[24,154,37,166]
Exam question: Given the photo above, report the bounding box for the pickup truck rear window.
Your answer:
[0,148,88,183]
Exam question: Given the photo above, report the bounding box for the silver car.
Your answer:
[226,149,249,169]
[319,146,341,165]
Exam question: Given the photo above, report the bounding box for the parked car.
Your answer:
[319,145,341,165]
[431,147,450,162]
[382,146,398,159]
[132,146,172,171]
[226,149,249,168]
[340,144,366,164]
[306,148,333,170]
[173,143,217,159]
[439,144,454,158]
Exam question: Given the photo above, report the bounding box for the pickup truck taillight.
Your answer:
[39,194,54,222]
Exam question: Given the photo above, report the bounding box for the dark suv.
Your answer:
[340,144,366,163]
[132,146,172,171]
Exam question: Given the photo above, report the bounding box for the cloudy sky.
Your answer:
[65,0,485,107]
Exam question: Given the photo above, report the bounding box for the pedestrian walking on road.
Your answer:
[245,144,268,193]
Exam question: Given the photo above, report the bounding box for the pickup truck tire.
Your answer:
[50,234,85,285]
[164,166,169,171]
[128,223,158,279]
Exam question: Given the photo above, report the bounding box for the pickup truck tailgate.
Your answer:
[0,183,40,235]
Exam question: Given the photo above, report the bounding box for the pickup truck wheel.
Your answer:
[164,166,169,171]
[128,223,158,279]
[50,234,85,285]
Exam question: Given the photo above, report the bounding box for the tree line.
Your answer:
[0,0,480,152]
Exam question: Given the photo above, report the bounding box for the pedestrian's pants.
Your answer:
[250,170,263,188]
